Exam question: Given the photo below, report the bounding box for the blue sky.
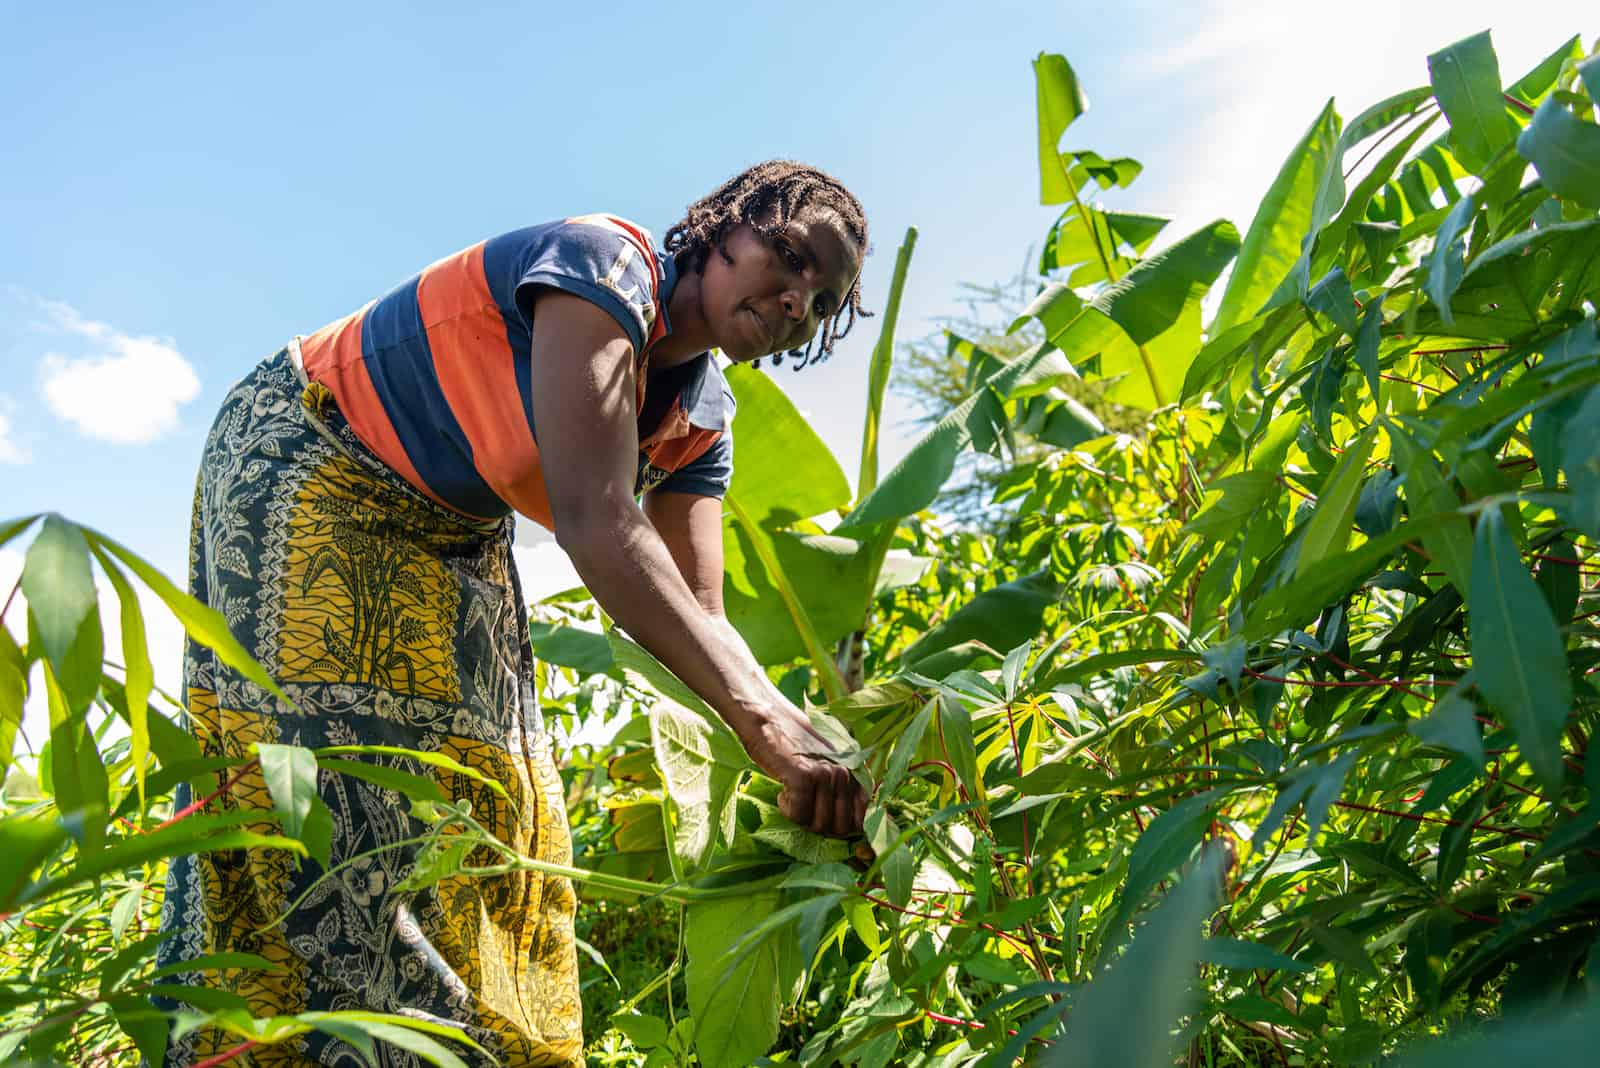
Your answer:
[2,2,1592,733]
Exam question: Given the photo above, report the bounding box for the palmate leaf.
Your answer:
[900,569,1058,666]
[88,527,290,704]
[1437,219,1600,339]
[1468,506,1572,790]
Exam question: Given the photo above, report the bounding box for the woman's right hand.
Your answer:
[738,702,867,839]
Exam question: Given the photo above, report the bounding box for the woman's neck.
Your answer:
[651,263,713,367]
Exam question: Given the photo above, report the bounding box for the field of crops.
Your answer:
[5,29,1600,1068]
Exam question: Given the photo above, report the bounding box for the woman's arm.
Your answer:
[525,289,864,838]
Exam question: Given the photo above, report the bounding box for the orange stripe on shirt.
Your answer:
[416,243,554,529]
[298,306,457,514]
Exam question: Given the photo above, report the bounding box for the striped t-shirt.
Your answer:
[297,215,733,529]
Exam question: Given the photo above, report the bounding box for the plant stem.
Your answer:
[724,495,847,702]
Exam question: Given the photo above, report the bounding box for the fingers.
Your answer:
[778,776,814,828]
[782,761,867,839]
[811,766,836,837]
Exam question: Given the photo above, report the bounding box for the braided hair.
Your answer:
[664,160,871,370]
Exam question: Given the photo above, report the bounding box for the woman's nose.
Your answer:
[782,287,812,322]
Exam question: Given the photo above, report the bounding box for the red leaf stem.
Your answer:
[151,758,259,832]
[194,1040,260,1068]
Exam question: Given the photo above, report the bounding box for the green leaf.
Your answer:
[1517,97,1600,211]
[21,818,304,912]
[1469,507,1572,790]
[858,227,918,500]
[0,811,70,915]
[685,892,783,1068]
[1213,99,1339,335]
[723,363,851,529]
[1199,937,1314,974]
[297,1012,481,1068]
[0,513,41,551]
[109,1000,168,1067]
[91,545,152,807]
[88,528,290,704]
[1444,219,1600,339]
[1109,789,1225,935]
[1387,423,1475,596]
[1184,471,1280,541]
[1425,192,1478,329]
[1559,386,1600,538]
[19,514,96,676]
[1296,424,1378,578]
[865,806,913,907]
[936,693,979,803]
[901,570,1057,666]
[256,743,318,842]
[610,1011,670,1050]
[0,627,26,770]
[1428,31,1515,173]
[317,757,447,805]
[1041,850,1223,1068]
[1306,267,1359,336]
[649,699,745,874]
[842,344,1093,530]
[43,657,108,840]
[1074,220,1241,407]
[1248,520,1444,640]
[722,525,878,666]
[526,621,613,673]
[1536,537,1582,627]
[1408,691,1485,768]
[880,699,933,796]
[1354,295,1385,406]
[1394,1003,1600,1067]
[1034,52,1088,205]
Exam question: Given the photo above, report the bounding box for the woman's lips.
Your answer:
[746,306,774,353]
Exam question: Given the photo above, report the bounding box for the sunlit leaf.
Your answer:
[1428,31,1515,173]
[1213,99,1339,334]
[1469,506,1571,790]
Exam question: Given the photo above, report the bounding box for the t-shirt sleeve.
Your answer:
[654,431,734,498]
[513,221,658,353]
[654,383,737,499]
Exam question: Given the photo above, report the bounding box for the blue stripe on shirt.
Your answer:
[360,278,505,518]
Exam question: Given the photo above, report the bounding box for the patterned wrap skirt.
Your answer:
[153,345,583,1067]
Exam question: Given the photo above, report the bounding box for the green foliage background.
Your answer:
[5,27,1600,1068]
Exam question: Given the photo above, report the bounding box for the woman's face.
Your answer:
[699,205,863,363]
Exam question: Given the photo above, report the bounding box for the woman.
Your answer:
[155,160,870,1066]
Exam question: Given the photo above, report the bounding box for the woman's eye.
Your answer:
[780,242,804,272]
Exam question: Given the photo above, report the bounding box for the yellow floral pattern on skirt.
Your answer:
[155,347,582,1067]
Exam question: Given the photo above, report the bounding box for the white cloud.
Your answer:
[1136,2,1593,247]
[0,403,27,464]
[35,299,200,445]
